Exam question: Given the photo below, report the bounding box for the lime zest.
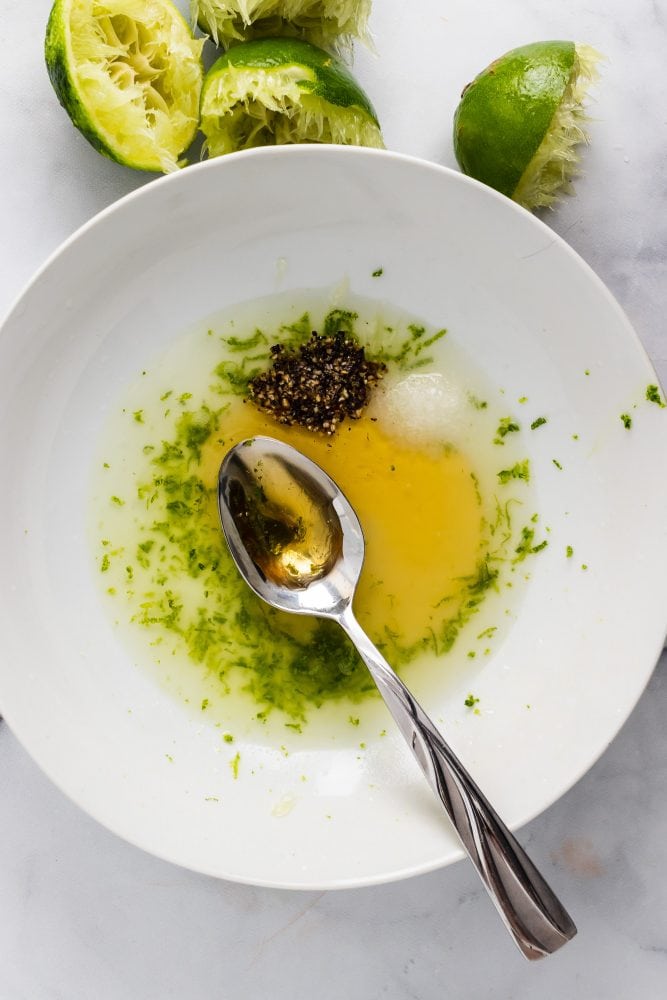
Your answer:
[514,44,602,210]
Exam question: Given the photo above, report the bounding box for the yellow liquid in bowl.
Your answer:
[201,402,482,649]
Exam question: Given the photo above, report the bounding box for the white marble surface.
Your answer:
[1,0,666,996]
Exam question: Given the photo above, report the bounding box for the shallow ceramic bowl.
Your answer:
[1,146,666,889]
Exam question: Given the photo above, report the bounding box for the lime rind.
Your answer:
[514,44,602,210]
[192,0,371,52]
[200,39,383,157]
[453,41,578,204]
[201,68,383,156]
[209,37,379,116]
[45,0,204,173]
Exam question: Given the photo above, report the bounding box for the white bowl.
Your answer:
[1,146,665,889]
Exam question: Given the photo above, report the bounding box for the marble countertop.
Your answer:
[1,1,666,996]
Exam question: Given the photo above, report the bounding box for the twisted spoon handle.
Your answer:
[339,608,576,961]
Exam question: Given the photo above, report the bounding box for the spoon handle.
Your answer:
[339,609,577,961]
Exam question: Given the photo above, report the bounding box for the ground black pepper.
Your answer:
[246,331,386,435]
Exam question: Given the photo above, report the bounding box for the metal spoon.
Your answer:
[218,435,576,960]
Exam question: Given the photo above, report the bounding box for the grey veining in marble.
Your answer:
[1,1,666,997]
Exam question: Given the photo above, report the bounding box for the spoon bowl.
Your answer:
[218,435,577,960]
[219,435,364,619]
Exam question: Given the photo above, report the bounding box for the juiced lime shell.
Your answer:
[45,0,204,173]
[453,41,601,211]
[193,0,371,52]
[200,36,383,158]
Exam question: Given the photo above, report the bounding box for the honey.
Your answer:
[201,400,482,648]
[223,442,344,589]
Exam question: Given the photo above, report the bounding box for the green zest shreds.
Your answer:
[45,0,204,172]
[646,384,666,408]
[514,525,548,563]
[212,309,447,398]
[497,460,530,484]
[98,307,547,723]
[193,0,371,51]
[199,37,383,158]
[494,416,520,444]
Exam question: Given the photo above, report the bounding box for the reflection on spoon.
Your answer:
[218,435,576,960]
[225,447,342,589]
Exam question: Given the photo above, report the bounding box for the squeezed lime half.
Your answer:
[193,0,371,52]
[453,41,601,211]
[199,36,384,157]
[45,0,204,173]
